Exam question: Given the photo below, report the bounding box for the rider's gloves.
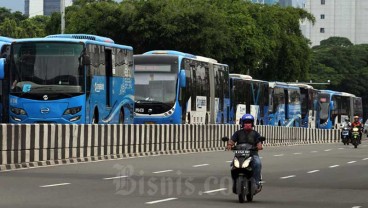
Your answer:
[257,142,263,150]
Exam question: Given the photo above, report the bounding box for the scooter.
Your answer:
[222,136,265,203]
[351,127,360,148]
[341,126,350,145]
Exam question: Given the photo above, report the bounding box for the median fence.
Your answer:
[0,124,340,171]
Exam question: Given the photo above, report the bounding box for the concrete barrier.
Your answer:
[0,124,340,171]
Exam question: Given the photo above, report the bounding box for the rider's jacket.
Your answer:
[231,130,261,155]
[351,121,363,128]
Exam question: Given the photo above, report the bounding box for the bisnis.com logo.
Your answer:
[112,164,233,196]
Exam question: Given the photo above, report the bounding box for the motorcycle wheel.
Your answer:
[354,144,358,148]
[237,178,245,203]
[246,181,253,202]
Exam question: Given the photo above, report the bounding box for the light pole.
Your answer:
[61,0,65,34]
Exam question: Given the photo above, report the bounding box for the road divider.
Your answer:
[0,124,341,171]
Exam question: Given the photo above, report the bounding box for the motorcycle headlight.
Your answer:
[63,106,82,115]
[233,158,240,168]
[242,157,252,168]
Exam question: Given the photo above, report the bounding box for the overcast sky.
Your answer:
[0,0,24,13]
[0,0,123,13]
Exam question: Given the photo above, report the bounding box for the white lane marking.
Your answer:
[153,170,173,174]
[280,175,296,179]
[329,165,340,168]
[40,183,70,188]
[324,149,332,152]
[145,198,178,204]
[352,206,362,208]
[347,161,357,164]
[274,154,284,157]
[260,157,263,159]
[103,175,128,180]
[226,161,232,163]
[293,153,302,155]
[307,170,320,174]
[202,188,227,194]
[362,158,368,160]
[338,148,344,150]
[311,151,318,153]
[193,164,209,167]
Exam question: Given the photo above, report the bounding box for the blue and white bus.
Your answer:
[289,84,318,128]
[0,34,134,124]
[134,50,230,124]
[229,74,269,125]
[268,82,301,127]
[317,90,356,129]
[0,36,14,122]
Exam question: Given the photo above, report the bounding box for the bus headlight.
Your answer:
[11,107,27,115]
[63,106,82,115]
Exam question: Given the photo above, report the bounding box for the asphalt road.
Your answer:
[1,139,368,208]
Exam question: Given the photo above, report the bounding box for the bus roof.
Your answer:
[46,34,114,43]
[319,90,356,97]
[268,81,299,90]
[0,36,14,43]
[230,74,252,80]
[12,36,132,51]
[143,50,222,64]
[144,50,196,59]
[288,83,314,89]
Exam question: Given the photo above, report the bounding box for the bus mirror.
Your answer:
[83,55,91,66]
[179,70,186,88]
[0,58,5,79]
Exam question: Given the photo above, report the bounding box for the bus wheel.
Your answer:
[119,109,125,124]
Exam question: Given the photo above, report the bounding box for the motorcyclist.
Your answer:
[343,118,351,128]
[351,116,363,144]
[227,114,263,193]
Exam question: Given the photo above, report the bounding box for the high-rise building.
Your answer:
[279,0,306,8]
[25,0,74,17]
[251,0,280,5]
[303,0,368,46]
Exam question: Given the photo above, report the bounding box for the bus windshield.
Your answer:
[134,55,178,109]
[319,94,330,120]
[10,42,85,98]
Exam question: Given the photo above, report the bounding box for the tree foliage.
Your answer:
[0,1,313,82]
[310,37,368,119]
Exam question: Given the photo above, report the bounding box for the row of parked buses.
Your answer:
[0,34,363,129]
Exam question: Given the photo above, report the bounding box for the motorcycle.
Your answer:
[341,126,350,145]
[351,127,360,148]
[222,136,265,203]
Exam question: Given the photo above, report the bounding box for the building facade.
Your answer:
[279,0,305,8]
[303,0,368,46]
[25,0,74,17]
[251,0,280,5]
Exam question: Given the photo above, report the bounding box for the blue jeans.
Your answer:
[252,155,262,185]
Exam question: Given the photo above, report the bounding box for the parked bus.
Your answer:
[0,36,14,122]
[353,96,363,122]
[316,90,356,129]
[289,84,318,128]
[229,74,269,125]
[134,50,230,124]
[268,82,301,127]
[0,34,134,124]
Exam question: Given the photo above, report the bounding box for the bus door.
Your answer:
[208,63,215,124]
[105,48,112,107]
[284,88,289,121]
